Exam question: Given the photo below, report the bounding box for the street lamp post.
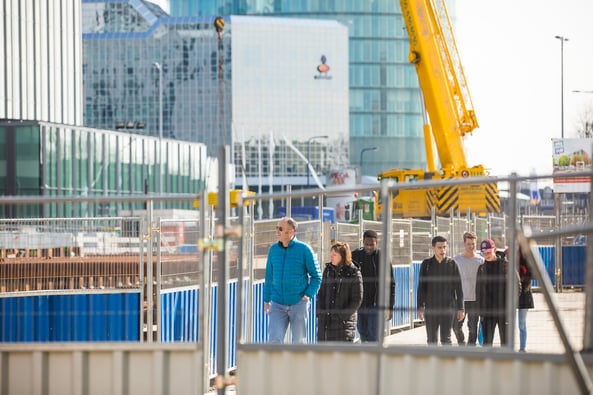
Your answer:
[360,146,379,170]
[555,35,569,139]
[306,135,328,187]
[153,62,163,202]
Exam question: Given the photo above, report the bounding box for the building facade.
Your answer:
[82,2,350,190]
[0,120,208,218]
[0,0,83,125]
[0,1,209,218]
[169,0,433,178]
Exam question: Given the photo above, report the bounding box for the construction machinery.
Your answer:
[377,0,500,218]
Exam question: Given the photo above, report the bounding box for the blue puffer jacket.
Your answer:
[264,237,322,306]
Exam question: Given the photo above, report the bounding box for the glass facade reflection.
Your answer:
[82,1,350,187]
[82,1,230,155]
[170,0,441,176]
[0,121,207,218]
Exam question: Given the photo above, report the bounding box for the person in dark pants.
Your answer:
[476,239,509,346]
[351,230,395,342]
[316,242,363,342]
[417,235,465,345]
[452,231,484,345]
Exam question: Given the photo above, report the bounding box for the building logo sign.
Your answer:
[314,55,332,80]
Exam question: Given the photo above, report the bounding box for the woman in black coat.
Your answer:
[316,242,363,342]
[517,246,534,352]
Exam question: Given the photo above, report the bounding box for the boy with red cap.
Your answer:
[476,239,509,346]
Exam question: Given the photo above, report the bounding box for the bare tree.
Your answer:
[575,103,593,138]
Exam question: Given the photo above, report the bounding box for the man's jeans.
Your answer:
[357,307,379,342]
[268,299,310,344]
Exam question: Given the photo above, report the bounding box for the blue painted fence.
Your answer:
[1,245,584,376]
[0,292,140,342]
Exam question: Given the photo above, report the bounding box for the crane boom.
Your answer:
[376,0,500,218]
[401,0,477,172]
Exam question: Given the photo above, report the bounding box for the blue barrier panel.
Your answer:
[228,281,237,368]
[73,294,89,341]
[0,292,141,342]
[210,286,218,376]
[160,287,199,342]
[412,262,421,321]
[562,245,586,286]
[21,297,33,342]
[252,282,267,343]
[535,246,555,287]
[90,293,105,341]
[124,292,140,340]
[35,296,49,342]
[392,265,411,328]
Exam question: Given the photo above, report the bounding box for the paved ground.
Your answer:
[385,290,586,353]
[209,291,586,393]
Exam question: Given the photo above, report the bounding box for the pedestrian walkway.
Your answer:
[385,291,585,353]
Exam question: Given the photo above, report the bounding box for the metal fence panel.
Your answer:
[562,246,586,287]
[0,292,140,342]
[160,287,199,342]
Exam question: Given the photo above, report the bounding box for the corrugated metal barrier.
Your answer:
[0,291,140,342]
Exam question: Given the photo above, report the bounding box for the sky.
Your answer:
[455,0,593,177]
[151,0,593,178]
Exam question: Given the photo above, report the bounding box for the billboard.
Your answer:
[552,138,593,193]
[326,168,357,222]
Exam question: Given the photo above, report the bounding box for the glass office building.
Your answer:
[170,0,438,177]
[82,1,349,189]
[82,1,230,153]
[0,120,207,218]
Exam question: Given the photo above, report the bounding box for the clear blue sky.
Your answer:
[456,0,593,177]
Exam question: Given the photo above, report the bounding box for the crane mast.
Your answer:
[376,0,500,218]
[401,0,477,173]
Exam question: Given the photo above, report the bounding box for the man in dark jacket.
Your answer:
[351,230,396,342]
[417,235,465,345]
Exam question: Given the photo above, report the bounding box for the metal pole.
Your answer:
[146,200,154,342]
[359,147,379,170]
[306,135,328,187]
[377,178,393,342]
[198,187,210,395]
[555,192,562,292]
[216,145,230,394]
[555,35,569,139]
[152,62,164,206]
[506,173,518,351]
[583,158,593,352]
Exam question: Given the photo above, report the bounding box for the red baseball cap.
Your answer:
[480,239,496,250]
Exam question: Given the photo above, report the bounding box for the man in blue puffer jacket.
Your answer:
[264,217,322,343]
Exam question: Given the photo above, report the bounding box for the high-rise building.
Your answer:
[0,0,209,218]
[169,0,431,178]
[82,1,349,191]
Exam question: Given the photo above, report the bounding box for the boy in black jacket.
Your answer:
[476,239,509,346]
[417,235,465,345]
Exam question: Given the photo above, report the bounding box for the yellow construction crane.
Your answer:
[377,0,500,218]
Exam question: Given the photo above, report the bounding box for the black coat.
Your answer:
[476,256,507,316]
[316,262,363,342]
[518,254,534,309]
[351,248,395,310]
[417,256,464,311]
